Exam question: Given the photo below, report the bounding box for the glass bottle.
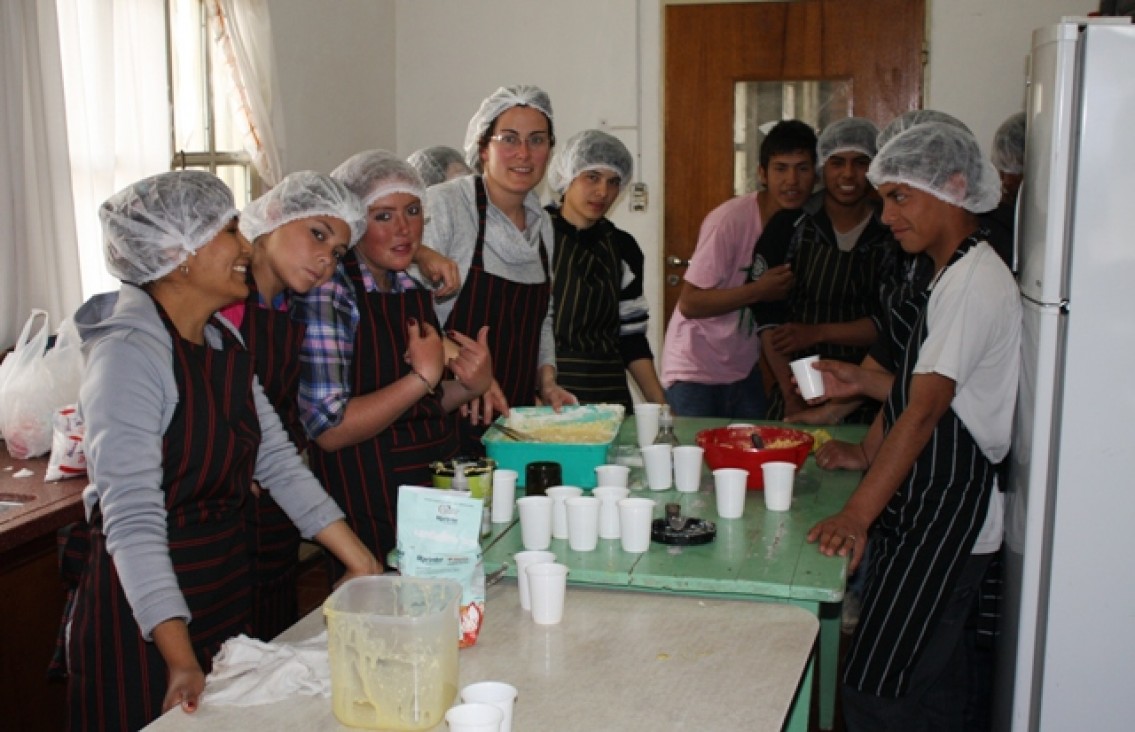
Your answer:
[653,405,680,446]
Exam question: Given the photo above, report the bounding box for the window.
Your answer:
[167,0,260,207]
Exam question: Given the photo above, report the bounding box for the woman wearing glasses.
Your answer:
[422,85,575,452]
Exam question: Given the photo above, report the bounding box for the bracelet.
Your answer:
[409,368,435,395]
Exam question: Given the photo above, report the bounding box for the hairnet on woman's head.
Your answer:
[876,109,970,151]
[868,122,1002,214]
[463,85,554,172]
[240,171,366,247]
[817,117,879,167]
[991,112,1027,175]
[331,150,427,211]
[407,146,470,187]
[99,170,237,284]
[546,130,634,196]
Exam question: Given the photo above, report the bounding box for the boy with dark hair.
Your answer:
[660,120,817,417]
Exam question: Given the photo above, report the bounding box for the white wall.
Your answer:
[267,0,1096,357]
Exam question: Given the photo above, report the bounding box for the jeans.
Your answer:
[664,364,767,419]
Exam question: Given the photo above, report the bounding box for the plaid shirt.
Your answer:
[295,256,423,439]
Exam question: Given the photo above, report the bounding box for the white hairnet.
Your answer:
[546,130,634,196]
[331,150,426,210]
[876,109,970,151]
[239,170,366,248]
[99,170,237,284]
[463,85,554,172]
[817,117,879,167]
[868,122,1002,214]
[407,146,470,187]
[991,112,1027,175]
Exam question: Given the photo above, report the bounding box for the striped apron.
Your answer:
[237,279,305,641]
[444,175,551,454]
[549,208,632,409]
[307,250,458,576]
[66,301,260,731]
[843,237,996,697]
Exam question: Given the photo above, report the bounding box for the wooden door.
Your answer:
[662,0,926,322]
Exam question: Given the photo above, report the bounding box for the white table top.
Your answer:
[145,582,818,731]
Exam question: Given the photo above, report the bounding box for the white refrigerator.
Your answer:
[998,18,1135,732]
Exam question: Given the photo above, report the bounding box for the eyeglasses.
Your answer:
[489,131,553,151]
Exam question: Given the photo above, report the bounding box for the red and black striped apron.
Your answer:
[307,250,458,575]
[549,209,632,409]
[843,237,995,697]
[445,175,551,454]
[66,301,260,731]
[237,278,306,641]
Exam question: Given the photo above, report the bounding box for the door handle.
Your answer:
[666,255,690,268]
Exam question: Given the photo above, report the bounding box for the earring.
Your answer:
[179,264,190,275]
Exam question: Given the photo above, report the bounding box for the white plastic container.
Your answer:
[324,575,461,730]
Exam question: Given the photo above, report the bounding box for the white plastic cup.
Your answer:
[460,682,518,732]
[445,702,504,732]
[491,469,519,524]
[790,355,826,400]
[527,562,569,625]
[545,485,583,539]
[634,402,662,448]
[617,497,655,553]
[762,461,797,512]
[672,445,705,493]
[565,496,600,552]
[593,486,630,539]
[714,468,749,519]
[595,464,630,488]
[513,550,556,611]
[640,444,673,491]
[516,495,552,550]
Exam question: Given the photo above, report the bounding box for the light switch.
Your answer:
[630,182,648,212]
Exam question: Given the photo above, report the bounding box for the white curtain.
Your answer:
[208,0,285,186]
[0,0,84,347]
[55,0,170,300]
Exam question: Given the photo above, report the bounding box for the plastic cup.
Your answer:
[516,495,552,550]
[790,355,826,400]
[714,468,748,519]
[672,445,705,493]
[565,496,600,552]
[525,461,562,496]
[640,444,673,491]
[618,497,655,553]
[491,469,519,524]
[634,402,662,448]
[445,702,503,732]
[461,682,518,732]
[595,464,630,488]
[527,562,569,625]
[593,485,630,539]
[513,550,556,611]
[762,461,797,512]
[545,485,583,539]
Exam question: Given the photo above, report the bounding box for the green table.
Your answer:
[483,417,867,732]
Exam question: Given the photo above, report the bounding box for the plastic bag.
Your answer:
[396,485,486,648]
[45,405,86,481]
[1,312,84,459]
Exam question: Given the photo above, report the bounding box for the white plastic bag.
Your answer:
[1,311,84,459]
[45,405,87,481]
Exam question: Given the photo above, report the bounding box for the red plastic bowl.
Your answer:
[696,426,814,489]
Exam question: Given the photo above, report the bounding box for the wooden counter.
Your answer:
[0,448,87,732]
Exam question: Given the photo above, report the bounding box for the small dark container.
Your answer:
[525,461,562,496]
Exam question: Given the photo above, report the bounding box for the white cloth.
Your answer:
[203,632,330,706]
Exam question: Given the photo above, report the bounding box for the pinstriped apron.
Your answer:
[67,299,260,731]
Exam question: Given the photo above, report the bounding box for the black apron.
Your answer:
[236,278,305,641]
[843,237,996,697]
[66,297,260,731]
[444,176,551,454]
[307,250,458,575]
[548,208,632,410]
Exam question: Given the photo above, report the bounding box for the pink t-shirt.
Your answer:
[661,193,764,387]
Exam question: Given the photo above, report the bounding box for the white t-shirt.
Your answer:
[915,241,1020,552]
